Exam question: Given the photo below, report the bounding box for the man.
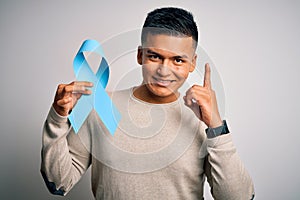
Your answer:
[41,7,255,199]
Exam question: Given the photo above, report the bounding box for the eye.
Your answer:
[148,54,161,61]
[174,58,184,64]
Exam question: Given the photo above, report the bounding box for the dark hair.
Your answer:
[142,7,198,48]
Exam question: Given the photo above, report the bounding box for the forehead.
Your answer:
[142,34,195,57]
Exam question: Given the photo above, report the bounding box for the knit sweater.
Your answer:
[41,87,254,199]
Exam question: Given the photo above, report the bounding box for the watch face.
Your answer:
[222,120,230,134]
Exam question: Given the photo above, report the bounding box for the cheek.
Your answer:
[174,67,190,79]
[142,64,157,77]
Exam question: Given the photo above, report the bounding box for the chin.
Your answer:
[148,84,177,97]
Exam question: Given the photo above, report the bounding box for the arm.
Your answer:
[40,81,93,196]
[40,106,91,196]
[184,63,255,199]
[204,133,255,199]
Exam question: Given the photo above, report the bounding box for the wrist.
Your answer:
[48,105,69,124]
[205,120,230,139]
[52,103,68,117]
[209,116,223,128]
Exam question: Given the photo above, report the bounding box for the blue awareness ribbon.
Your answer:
[68,39,121,135]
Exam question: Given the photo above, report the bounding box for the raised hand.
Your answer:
[183,63,222,128]
[53,81,93,116]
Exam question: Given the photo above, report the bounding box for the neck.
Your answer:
[133,85,179,104]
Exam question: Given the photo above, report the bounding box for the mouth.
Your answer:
[152,77,175,87]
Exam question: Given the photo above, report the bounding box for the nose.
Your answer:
[157,60,171,77]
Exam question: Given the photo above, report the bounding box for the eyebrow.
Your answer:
[146,49,189,59]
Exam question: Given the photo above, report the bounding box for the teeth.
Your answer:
[159,80,169,83]
[153,77,173,86]
[157,79,171,83]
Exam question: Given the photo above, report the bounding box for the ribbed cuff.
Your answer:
[206,133,233,148]
[47,106,69,124]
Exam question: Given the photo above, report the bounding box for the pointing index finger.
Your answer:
[203,63,211,89]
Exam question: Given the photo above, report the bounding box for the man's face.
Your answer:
[137,33,197,101]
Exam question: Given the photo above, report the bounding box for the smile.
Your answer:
[152,77,175,87]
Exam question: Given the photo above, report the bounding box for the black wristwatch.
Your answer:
[205,120,230,139]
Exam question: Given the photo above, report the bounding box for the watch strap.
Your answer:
[205,120,230,139]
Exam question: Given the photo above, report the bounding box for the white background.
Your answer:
[0,0,299,199]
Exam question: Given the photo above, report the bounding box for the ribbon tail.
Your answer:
[94,80,121,135]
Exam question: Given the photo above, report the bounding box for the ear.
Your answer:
[137,46,143,65]
[189,53,197,72]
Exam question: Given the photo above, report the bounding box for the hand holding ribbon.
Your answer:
[53,39,121,135]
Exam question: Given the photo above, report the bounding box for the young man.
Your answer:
[41,7,255,199]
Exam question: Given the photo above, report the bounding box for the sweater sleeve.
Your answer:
[204,133,255,200]
[40,106,92,196]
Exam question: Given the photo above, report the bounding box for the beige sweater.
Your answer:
[41,88,254,199]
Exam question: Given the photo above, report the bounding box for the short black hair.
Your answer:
[142,7,198,48]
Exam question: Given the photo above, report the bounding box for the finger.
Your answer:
[71,81,93,87]
[73,93,83,100]
[183,93,203,120]
[184,86,198,106]
[57,97,73,106]
[64,84,92,94]
[185,90,209,106]
[56,84,67,96]
[72,81,93,94]
[56,82,93,98]
[57,84,67,91]
[184,92,200,107]
[184,88,196,106]
[203,63,211,89]
[185,85,208,99]
[183,95,192,107]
